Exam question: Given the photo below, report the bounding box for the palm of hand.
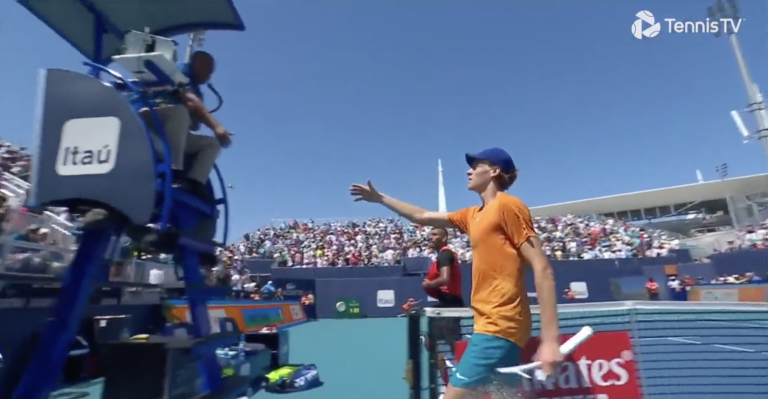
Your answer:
[350,180,380,202]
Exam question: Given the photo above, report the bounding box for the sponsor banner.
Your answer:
[376,290,395,307]
[688,284,768,303]
[334,298,362,319]
[166,299,307,333]
[314,277,428,318]
[452,331,642,399]
[569,282,589,299]
[698,288,739,302]
[272,278,315,300]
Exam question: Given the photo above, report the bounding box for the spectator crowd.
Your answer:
[0,136,741,278]
[228,214,682,267]
[3,131,768,307]
[0,141,31,183]
[709,223,768,253]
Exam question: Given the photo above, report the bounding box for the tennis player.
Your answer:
[423,227,464,308]
[422,227,464,353]
[350,148,561,398]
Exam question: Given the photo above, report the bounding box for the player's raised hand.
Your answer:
[350,180,383,203]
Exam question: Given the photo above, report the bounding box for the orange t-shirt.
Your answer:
[448,193,536,347]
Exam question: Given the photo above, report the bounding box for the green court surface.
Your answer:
[52,318,407,399]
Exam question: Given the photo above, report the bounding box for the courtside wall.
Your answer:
[252,249,768,318]
[2,248,767,356]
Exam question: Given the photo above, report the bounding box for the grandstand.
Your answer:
[1,137,763,272]
[531,174,768,257]
[532,173,768,232]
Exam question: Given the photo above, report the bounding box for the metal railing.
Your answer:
[2,208,77,250]
[0,174,182,285]
[117,259,181,285]
[0,238,181,285]
[1,171,30,206]
[0,210,180,285]
[41,210,77,249]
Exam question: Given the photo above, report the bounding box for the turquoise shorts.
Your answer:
[449,333,522,389]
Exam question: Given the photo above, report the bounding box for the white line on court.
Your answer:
[713,344,756,352]
[696,320,768,328]
[664,337,768,355]
[666,337,704,345]
[632,337,696,341]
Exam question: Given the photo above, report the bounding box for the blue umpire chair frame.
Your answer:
[8,1,246,399]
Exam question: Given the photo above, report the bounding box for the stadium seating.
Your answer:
[230,215,682,267]
[3,135,768,288]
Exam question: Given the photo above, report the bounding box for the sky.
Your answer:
[1,0,767,238]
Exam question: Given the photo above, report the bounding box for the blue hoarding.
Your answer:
[271,278,316,299]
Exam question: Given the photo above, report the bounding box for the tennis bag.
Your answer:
[264,364,323,393]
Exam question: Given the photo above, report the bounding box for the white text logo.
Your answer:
[294,370,318,387]
[376,290,395,307]
[570,281,589,299]
[522,351,634,392]
[55,117,120,176]
[664,17,743,35]
[632,10,744,40]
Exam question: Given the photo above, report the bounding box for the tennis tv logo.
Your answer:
[632,10,745,40]
[632,10,661,40]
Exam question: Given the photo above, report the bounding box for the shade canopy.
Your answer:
[18,0,246,64]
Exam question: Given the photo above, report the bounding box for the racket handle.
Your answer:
[496,326,595,375]
[560,326,595,355]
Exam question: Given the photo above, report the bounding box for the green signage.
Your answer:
[335,298,362,319]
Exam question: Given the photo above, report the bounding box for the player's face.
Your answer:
[466,160,499,192]
[430,229,445,247]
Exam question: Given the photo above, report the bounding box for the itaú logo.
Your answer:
[632,10,661,39]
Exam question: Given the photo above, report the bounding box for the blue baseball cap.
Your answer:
[465,148,516,173]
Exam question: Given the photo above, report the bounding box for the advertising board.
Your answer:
[166,299,307,333]
[452,331,642,399]
[688,284,768,303]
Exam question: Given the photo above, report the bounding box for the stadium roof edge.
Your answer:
[530,173,768,218]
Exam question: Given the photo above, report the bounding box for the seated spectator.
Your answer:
[744,272,762,283]
[260,281,276,299]
[0,142,31,182]
[13,225,43,243]
[682,275,695,288]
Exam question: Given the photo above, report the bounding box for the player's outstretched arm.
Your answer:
[349,180,455,228]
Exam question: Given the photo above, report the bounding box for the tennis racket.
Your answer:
[496,326,595,379]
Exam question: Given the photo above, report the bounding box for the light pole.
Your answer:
[712,0,768,155]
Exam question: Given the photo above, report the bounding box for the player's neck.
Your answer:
[478,186,501,206]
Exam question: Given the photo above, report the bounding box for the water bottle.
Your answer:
[237,334,246,359]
